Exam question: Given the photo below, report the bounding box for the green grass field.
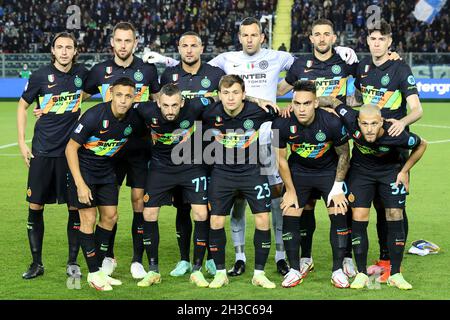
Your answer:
[0,101,449,300]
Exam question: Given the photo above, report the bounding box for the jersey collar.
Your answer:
[178,62,205,77]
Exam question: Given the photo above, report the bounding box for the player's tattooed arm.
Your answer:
[277,79,294,97]
[334,142,350,182]
[274,146,299,213]
[346,88,363,107]
[17,98,34,167]
[318,96,344,108]
[65,139,93,206]
[245,95,280,114]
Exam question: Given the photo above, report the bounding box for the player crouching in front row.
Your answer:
[65,77,144,291]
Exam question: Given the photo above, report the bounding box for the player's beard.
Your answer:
[114,48,133,62]
[314,44,332,55]
[182,57,200,66]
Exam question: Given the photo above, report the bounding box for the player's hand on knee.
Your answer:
[19,143,34,167]
[77,184,93,206]
[330,193,348,215]
[395,170,409,193]
[33,106,43,119]
[386,118,405,137]
[281,190,299,214]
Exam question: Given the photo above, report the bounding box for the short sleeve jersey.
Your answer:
[272,109,349,176]
[21,63,89,157]
[285,50,357,101]
[354,57,418,120]
[136,98,212,169]
[202,101,277,175]
[84,57,160,102]
[160,63,225,99]
[70,102,144,184]
[208,49,294,102]
[336,104,422,170]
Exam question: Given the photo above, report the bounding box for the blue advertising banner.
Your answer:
[1,78,449,100]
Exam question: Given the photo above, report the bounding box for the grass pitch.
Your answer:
[0,100,449,300]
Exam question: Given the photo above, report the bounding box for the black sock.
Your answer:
[387,220,406,275]
[67,209,80,265]
[176,204,192,261]
[143,221,159,272]
[205,215,213,261]
[106,223,117,259]
[95,226,112,265]
[254,229,271,271]
[209,228,226,270]
[131,212,144,263]
[352,220,369,274]
[27,208,44,265]
[375,202,390,261]
[79,231,99,273]
[282,216,301,270]
[299,209,315,258]
[329,214,349,271]
[192,220,209,271]
[344,208,353,258]
[403,209,409,241]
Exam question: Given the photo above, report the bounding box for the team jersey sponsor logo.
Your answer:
[379,146,390,152]
[259,60,269,70]
[99,84,150,102]
[353,141,379,155]
[360,85,402,110]
[39,90,83,114]
[180,90,218,99]
[151,123,196,145]
[83,136,128,156]
[211,129,259,149]
[290,142,332,159]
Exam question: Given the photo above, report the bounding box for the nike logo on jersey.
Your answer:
[361,74,368,78]
[289,135,299,139]
[202,197,208,200]
[150,124,160,128]
[100,130,109,134]
[214,123,224,127]
[303,69,313,73]
[104,75,114,79]
[233,64,241,67]
[399,200,406,204]
[47,84,57,88]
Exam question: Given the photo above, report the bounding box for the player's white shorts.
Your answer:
[259,121,283,186]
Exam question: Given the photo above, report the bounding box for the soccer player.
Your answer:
[203,75,277,289]
[134,84,211,288]
[159,32,225,277]
[83,22,161,279]
[145,17,358,276]
[65,77,144,291]
[277,18,358,279]
[332,103,427,290]
[272,81,351,288]
[17,32,88,279]
[349,20,423,283]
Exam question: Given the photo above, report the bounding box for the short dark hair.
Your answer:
[51,32,78,63]
[160,83,182,97]
[311,19,334,33]
[368,20,392,36]
[293,80,317,95]
[219,75,245,92]
[180,31,202,44]
[112,77,136,89]
[113,22,137,37]
[239,17,263,34]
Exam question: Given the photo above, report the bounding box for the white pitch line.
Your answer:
[0,139,31,150]
[0,154,21,156]
[428,139,450,144]
[413,124,450,129]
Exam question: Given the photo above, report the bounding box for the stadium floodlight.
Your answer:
[260,15,273,49]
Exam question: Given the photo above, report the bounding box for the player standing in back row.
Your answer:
[17,32,88,280]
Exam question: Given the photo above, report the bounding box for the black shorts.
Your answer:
[68,178,119,209]
[291,172,336,208]
[114,150,148,189]
[347,164,406,209]
[144,166,208,208]
[26,156,69,205]
[208,171,271,216]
